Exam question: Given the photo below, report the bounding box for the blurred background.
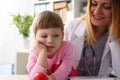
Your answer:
[0,0,33,75]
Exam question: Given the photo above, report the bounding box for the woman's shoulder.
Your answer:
[67,18,84,24]
[64,18,86,30]
[61,41,73,48]
[68,15,86,25]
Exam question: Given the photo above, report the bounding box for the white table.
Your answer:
[0,75,28,80]
[70,76,120,80]
[0,75,119,80]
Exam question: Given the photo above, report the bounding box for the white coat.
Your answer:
[64,19,120,78]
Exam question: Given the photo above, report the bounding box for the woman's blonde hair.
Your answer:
[83,0,96,46]
[32,11,64,37]
[110,0,120,45]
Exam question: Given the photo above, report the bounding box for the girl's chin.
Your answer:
[47,52,55,59]
[48,55,54,59]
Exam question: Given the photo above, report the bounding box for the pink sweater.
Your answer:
[27,41,74,80]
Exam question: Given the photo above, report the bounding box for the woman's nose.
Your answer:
[93,5,102,15]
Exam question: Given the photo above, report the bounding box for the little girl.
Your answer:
[27,11,75,80]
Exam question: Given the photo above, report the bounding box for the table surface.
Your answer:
[70,76,120,80]
[0,75,119,80]
[0,75,28,80]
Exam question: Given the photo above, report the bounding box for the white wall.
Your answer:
[0,0,33,64]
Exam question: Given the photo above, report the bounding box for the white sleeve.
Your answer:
[64,20,74,41]
[109,42,120,78]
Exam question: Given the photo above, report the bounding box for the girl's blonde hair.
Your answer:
[110,0,120,45]
[32,11,64,37]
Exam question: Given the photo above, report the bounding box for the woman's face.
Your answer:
[90,0,112,28]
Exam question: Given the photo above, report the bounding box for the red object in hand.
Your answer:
[33,72,48,80]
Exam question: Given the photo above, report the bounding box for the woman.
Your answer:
[64,0,120,78]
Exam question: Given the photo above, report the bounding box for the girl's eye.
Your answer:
[53,34,59,38]
[41,35,47,38]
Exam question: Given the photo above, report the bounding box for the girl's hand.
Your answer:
[34,41,48,68]
[48,75,56,80]
[33,41,47,53]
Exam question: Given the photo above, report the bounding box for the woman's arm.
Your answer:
[109,41,120,78]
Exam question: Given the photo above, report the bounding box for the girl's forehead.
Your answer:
[39,28,61,30]
[37,28,62,33]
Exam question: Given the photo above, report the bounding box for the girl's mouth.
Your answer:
[38,41,54,48]
[46,46,54,48]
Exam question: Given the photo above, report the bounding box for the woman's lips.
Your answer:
[93,15,103,20]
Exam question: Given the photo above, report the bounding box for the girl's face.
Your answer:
[36,28,63,58]
[90,0,112,28]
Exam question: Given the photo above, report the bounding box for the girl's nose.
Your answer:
[47,37,53,43]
